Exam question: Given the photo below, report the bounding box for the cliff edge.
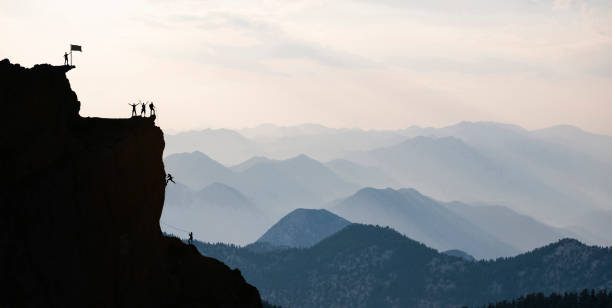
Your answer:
[0,59,262,307]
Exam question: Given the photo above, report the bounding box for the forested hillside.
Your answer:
[194,224,612,307]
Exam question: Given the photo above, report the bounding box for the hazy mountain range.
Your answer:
[443,201,583,252]
[362,122,612,226]
[164,151,359,218]
[161,181,270,244]
[161,153,608,254]
[196,224,612,308]
[163,122,612,245]
[331,187,518,259]
[263,201,579,259]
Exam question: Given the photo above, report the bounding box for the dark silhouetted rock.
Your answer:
[0,59,262,308]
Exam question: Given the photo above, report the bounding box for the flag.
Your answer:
[70,44,82,52]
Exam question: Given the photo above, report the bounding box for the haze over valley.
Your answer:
[161,122,612,255]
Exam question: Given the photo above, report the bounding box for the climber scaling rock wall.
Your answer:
[0,59,262,308]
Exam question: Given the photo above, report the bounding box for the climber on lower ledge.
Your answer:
[166,174,175,184]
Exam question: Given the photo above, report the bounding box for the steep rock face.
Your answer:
[0,59,262,307]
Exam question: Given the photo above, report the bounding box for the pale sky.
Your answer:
[1,0,611,134]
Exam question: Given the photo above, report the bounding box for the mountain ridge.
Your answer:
[198,224,612,308]
[331,187,519,259]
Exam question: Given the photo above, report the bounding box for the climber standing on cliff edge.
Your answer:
[188,232,193,245]
[64,44,82,66]
[129,103,138,117]
[149,101,156,117]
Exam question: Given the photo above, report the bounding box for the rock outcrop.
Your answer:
[0,59,262,307]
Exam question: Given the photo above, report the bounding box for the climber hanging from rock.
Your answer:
[149,101,156,117]
[128,103,138,117]
[166,174,175,184]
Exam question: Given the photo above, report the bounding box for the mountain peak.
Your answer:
[550,238,587,250]
[230,156,273,172]
[167,150,217,163]
[450,121,527,133]
[256,208,351,248]
[314,224,433,253]
[287,153,317,163]
[163,151,233,190]
[193,183,255,210]
[350,187,403,202]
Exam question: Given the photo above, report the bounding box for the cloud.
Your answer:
[162,12,373,73]
[553,0,575,10]
[351,0,550,13]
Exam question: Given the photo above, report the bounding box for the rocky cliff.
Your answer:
[0,59,262,307]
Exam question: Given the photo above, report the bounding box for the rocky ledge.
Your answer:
[0,59,262,307]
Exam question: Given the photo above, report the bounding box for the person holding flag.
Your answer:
[66,44,82,66]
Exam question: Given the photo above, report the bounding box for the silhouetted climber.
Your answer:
[188,232,193,245]
[129,103,138,117]
[149,102,156,116]
[166,174,175,184]
[140,102,146,117]
[64,52,69,66]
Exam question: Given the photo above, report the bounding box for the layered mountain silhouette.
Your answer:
[197,224,612,308]
[325,158,399,188]
[392,122,612,226]
[230,156,272,172]
[344,135,592,225]
[165,128,263,165]
[255,208,351,248]
[0,59,261,307]
[164,151,358,218]
[532,124,612,166]
[164,122,612,243]
[164,151,235,190]
[162,182,270,245]
[162,148,598,255]
[239,124,407,162]
[331,187,518,259]
[443,201,582,251]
